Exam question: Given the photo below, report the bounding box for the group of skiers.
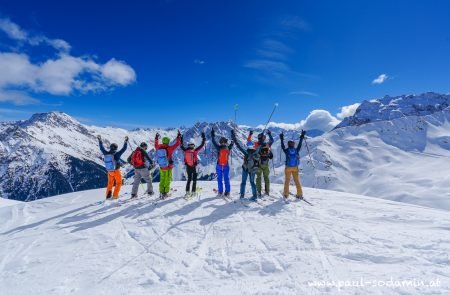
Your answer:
[97,129,306,202]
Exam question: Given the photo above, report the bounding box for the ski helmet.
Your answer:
[140,142,148,149]
[110,143,118,151]
[288,140,295,148]
[162,137,170,144]
[247,141,255,149]
[257,133,266,142]
[188,141,195,149]
[219,137,228,144]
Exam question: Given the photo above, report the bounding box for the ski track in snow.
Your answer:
[1,182,450,295]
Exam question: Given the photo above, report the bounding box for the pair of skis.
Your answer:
[184,187,203,201]
[280,191,314,206]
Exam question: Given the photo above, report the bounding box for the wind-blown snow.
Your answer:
[1,182,449,294]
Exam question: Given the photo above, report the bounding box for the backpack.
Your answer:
[244,150,261,173]
[156,148,169,168]
[184,149,197,167]
[131,148,145,168]
[259,145,273,159]
[286,147,299,167]
[218,147,229,165]
[104,154,117,172]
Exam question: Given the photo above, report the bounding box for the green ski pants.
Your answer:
[256,163,270,193]
[159,169,173,193]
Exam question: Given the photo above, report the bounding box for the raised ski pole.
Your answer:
[231,104,239,166]
[262,103,278,176]
[303,134,315,169]
[262,103,279,132]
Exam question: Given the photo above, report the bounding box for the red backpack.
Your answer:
[131,148,145,168]
[218,148,229,165]
[184,150,197,167]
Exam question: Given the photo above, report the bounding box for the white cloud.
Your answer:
[0,53,38,88]
[372,74,388,84]
[193,59,205,65]
[0,90,40,105]
[258,109,340,132]
[100,58,136,86]
[38,55,99,95]
[258,121,302,130]
[0,53,136,97]
[289,90,318,97]
[301,110,340,131]
[0,18,136,104]
[0,18,28,40]
[0,18,71,52]
[336,103,361,119]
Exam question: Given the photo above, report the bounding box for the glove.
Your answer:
[211,129,215,136]
[180,135,184,142]
[231,129,235,136]
[280,133,284,140]
[97,135,102,141]
[249,130,253,135]
[266,129,271,135]
[201,132,206,139]
[177,130,181,137]
[124,136,129,142]
[300,130,306,139]
[155,133,160,138]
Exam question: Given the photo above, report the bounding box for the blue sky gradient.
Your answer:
[1,0,450,129]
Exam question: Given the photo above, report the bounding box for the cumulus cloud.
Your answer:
[372,74,388,84]
[301,110,340,131]
[0,17,136,104]
[259,109,340,132]
[0,53,136,97]
[336,103,361,119]
[100,58,136,86]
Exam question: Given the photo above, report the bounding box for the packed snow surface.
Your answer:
[1,182,449,294]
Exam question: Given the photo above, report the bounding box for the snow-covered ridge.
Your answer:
[1,182,449,294]
[336,92,450,128]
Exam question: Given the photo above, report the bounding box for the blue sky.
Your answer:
[1,0,450,130]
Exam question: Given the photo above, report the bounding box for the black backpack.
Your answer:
[244,150,261,173]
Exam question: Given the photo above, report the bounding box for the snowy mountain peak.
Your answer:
[336,92,450,128]
[20,111,82,129]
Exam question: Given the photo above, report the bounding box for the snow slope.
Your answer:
[0,197,20,208]
[1,182,449,294]
[292,108,450,210]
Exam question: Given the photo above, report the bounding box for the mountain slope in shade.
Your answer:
[0,182,449,294]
